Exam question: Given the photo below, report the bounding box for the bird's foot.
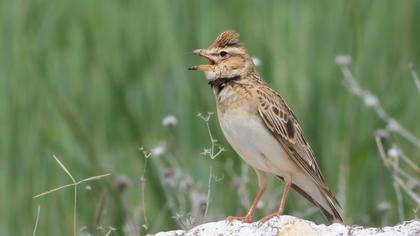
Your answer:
[226,214,254,223]
[259,211,283,223]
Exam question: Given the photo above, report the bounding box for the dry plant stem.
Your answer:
[376,139,420,205]
[394,180,405,222]
[414,205,419,219]
[339,65,420,148]
[33,155,111,236]
[398,149,420,174]
[95,189,108,229]
[74,187,77,235]
[198,112,226,159]
[207,118,216,157]
[391,162,420,187]
[341,62,420,216]
[203,166,213,221]
[375,136,420,220]
[409,63,420,94]
[140,157,149,229]
[385,146,419,186]
[339,57,420,222]
[55,154,78,235]
[32,205,40,236]
[105,227,117,236]
[392,155,405,222]
[146,113,224,229]
[154,154,201,228]
[152,157,183,226]
[33,173,112,198]
[393,175,420,205]
[199,112,226,221]
[141,146,184,227]
[376,137,404,220]
[375,136,390,167]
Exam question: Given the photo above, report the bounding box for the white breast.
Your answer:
[218,110,299,177]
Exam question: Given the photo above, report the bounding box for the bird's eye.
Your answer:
[220,51,228,57]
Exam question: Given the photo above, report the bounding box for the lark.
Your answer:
[189,30,342,223]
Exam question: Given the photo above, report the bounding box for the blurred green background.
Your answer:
[1,0,419,235]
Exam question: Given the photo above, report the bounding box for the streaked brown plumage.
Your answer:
[189,30,342,223]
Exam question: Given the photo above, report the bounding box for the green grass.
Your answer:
[1,0,419,235]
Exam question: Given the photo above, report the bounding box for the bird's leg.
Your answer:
[259,178,292,222]
[227,185,266,223]
[278,180,291,213]
[227,169,267,223]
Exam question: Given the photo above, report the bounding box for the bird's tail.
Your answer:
[289,176,343,223]
[277,176,343,223]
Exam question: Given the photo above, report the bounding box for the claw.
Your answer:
[226,215,254,223]
[259,212,282,223]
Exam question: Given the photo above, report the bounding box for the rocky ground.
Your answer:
[151,215,420,236]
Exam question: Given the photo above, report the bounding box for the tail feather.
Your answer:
[292,184,343,223]
[277,175,343,223]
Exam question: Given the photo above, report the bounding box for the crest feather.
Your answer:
[210,30,241,48]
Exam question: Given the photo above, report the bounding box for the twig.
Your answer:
[140,155,149,231]
[32,205,41,236]
[393,175,420,205]
[94,189,108,229]
[397,148,420,174]
[393,180,405,222]
[146,148,184,228]
[376,139,420,199]
[375,136,390,167]
[336,56,420,221]
[142,113,224,229]
[142,119,190,228]
[408,63,420,94]
[198,112,226,159]
[376,137,405,220]
[375,138,419,185]
[203,166,213,220]
[391,155,405,222]
[198,112,226,221]
[33,173,112,198]
[338,56,420,222]
[33,155,111,236]
[337,59,420,148]
[105,226,117,236]
[414,205,419,219]
[74,186,77,236]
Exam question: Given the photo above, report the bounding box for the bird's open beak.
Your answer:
[188,49,215,71]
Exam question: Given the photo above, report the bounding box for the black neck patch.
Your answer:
[208,76,241,90]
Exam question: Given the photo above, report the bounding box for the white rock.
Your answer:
[151,215,420,236]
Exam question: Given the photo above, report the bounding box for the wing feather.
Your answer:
[255,86,326,186]
[255,85,342,220]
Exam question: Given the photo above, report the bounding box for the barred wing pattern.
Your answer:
[256,86,325,184]
[255,84,342,222]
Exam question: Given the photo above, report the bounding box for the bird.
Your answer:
[188,30,342,223]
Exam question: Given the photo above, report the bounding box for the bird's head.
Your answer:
[189,30,255,81]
